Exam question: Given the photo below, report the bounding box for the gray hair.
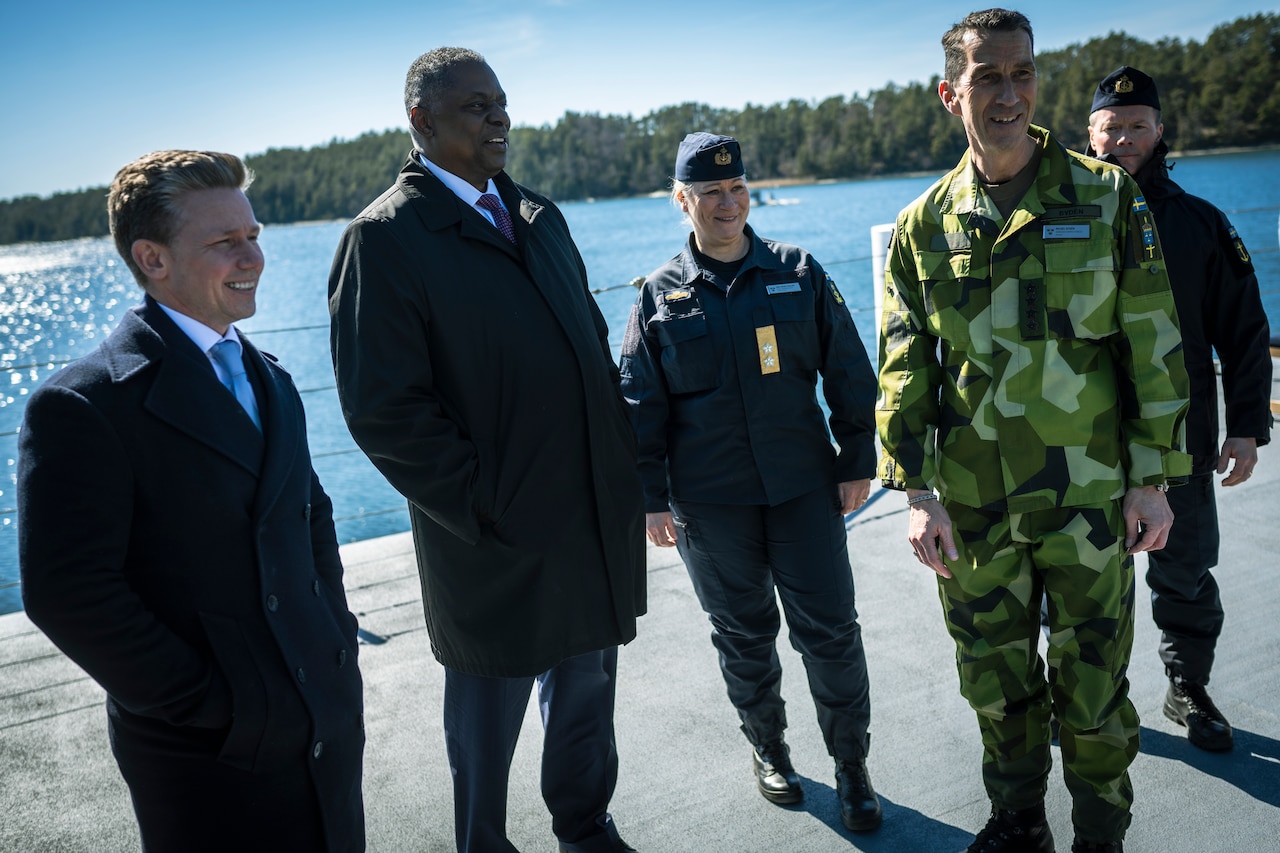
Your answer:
[669,175,750,225]
[941,8,1034,84]
[405,47,487,116]
[108,150,252,287]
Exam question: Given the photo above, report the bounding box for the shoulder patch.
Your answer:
[1222,225,1255,276]
[1128,194,1162,264]
[826,274,844,305]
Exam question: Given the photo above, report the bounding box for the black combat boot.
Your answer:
[752,740,802,804]
[834,757,882,832]
[1164,680,1233,751]
[965,803,1055,853]
[1071,839,1122,852]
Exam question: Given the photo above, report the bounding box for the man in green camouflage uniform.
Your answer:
[875,10,1190,853]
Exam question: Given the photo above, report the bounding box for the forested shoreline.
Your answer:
[2,13,1277,246]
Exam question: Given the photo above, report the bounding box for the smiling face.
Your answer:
[1088,105,1164,176]
[135,187,263,334]
[680,177,750,261]
[939,28,1037,182]
[413,61,510,190]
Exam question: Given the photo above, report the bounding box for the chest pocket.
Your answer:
[765,277,821,370]
[651,300,718,394]
[913,250,975,346]
[1043,236,1119,340]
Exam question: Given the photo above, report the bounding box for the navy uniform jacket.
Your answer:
[1110,141,1272,472]
[620,226,878,512]
[18,298,364,851]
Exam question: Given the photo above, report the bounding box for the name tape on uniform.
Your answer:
[1043,223,1090,240]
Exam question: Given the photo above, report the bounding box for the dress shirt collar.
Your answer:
[417,152,506,216]
[156,301,241,355]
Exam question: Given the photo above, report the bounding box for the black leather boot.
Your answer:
[752,741,802,804]
[965,803,1055,853]
[1164,680,1233,751]
[835,757,882,832]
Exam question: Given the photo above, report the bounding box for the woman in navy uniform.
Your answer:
[619,132,882,833]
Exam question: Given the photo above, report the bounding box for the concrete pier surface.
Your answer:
[4,388,1279,851]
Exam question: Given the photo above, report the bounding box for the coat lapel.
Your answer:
[114,301,265,477]
[240,336,301,520]
[399,155,520,259]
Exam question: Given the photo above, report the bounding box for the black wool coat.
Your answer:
[18,299,364,851]
[329,153,646,678]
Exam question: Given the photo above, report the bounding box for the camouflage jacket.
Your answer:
[877,126,1191,512]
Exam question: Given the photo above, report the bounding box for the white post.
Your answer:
[870,223,894,334]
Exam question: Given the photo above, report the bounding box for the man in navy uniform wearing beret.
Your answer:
[1086,66,1272,751]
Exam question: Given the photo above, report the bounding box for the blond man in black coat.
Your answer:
[19,150,365,851]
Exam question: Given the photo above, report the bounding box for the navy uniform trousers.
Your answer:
[1146,473,1223,685]
[671,484,872,762]
[443,648,622,853]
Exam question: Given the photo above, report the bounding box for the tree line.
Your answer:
[2,13,1277,246]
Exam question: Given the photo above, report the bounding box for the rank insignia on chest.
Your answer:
[664,290,692,303]
[1141,222,1156,259]
[755,325,781,375]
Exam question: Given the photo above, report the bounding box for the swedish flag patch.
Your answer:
[1132,195,1149,214]
[1228,226,1251,264]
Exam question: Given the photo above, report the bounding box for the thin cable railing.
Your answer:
[3,218,1278,531]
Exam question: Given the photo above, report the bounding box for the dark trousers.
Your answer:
[1146,473,1223,684]
[671,485,871,762]
[443,647,620,853]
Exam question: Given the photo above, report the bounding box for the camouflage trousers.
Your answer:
[939,499,1138,842]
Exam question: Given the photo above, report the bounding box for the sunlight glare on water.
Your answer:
[0,150,1277,615]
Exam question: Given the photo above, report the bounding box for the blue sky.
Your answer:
[2,0,1274,199]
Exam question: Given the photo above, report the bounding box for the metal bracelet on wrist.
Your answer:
[907,492,938,506]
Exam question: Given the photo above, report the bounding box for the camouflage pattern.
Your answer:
[877,126,1191,510]
[940,499,1138,841]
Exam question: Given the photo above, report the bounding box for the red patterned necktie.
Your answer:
[476,194,518,245]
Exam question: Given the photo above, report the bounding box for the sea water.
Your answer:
[2,149,1277,615]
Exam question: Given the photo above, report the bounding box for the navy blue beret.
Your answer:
[1091,66,1161,113]
[674,132,744,182]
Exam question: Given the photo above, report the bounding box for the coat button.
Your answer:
[313,580,320,596]
[296,667,306,683]
[313,741,324,759]
[266,595,279,612]
[337,649,347,667]
[303,503,312,519]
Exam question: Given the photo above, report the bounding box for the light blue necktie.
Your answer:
[209,340,261,431]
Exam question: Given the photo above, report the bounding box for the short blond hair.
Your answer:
[108,150,252,286]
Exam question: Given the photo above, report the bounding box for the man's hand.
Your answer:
[906,490,957,578]
[1122,485,1174,553]
[1217,436,1259,487]
[838,479,871,515]
[645,511,678,547]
